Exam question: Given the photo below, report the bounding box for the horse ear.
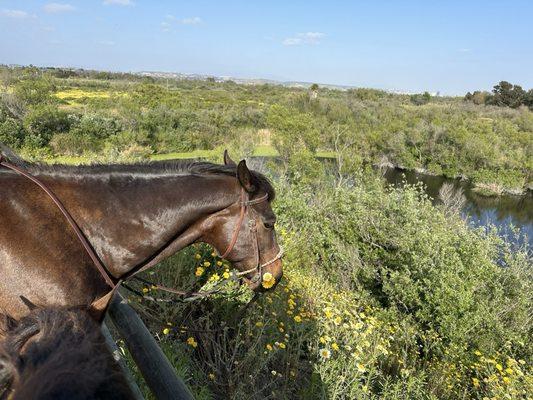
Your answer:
[237,160,255,193]
[19,296,39,311]
[0,312,17,333]
[223,150,236,166]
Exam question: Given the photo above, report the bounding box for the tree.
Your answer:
[410,91,431,105]
[489,81,526,108]
[310,83,319,99]
[464,90,489,105]
[523,89,533,110]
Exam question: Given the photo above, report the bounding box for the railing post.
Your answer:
[107,294,195,400]
[101,322,145,400]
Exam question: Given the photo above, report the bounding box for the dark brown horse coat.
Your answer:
[0,306,135,400]
[0,149,282,321]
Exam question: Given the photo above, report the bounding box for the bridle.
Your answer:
[0,155,283,305]
[219,188,284,284]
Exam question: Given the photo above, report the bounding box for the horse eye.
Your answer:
[263,221,275,230]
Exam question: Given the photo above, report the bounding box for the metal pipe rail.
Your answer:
[107,293,195,400]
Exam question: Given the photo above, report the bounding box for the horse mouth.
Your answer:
[241,260,283,292]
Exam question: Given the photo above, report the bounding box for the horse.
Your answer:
[0,147,283,324]
[0,305,135,399]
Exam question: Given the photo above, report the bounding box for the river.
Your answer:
[382,168,532,248]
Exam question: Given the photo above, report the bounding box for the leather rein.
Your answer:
[0,156,283,303]
[0,155,116,289]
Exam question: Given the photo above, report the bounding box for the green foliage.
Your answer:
[410,91,432,106]
[130,173,531,399]
[0,66,531,193]
[13,76,55,106]
[0,118,25,148]
[489,81,527,109]
[22,105,70,148]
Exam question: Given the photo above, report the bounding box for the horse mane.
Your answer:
[0,307,134,400]
[0,144,275,201]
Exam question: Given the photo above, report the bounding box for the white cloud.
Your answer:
[43,3,75,13]
[180,16,201,25]
[283,32,325,46]
[1,9,32,19]
[161,15,202,32]
[103,0,134,6]
[282,37,302,46]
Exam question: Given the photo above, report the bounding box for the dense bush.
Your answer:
[0,66,531,193]
[128,172,531,400]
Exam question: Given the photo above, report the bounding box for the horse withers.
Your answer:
[0,306,135,400]
[0,148,283,321]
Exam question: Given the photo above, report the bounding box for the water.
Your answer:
[382,168,532,248]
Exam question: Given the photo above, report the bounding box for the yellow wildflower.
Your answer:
[203,261,211,267]
[324,308,334,319]
[195,267,205,277]
[496,363,503,371]
[332,343,339,351]
[216,261,223,266]
[294,315,302,323]
[472,378,480,387]
[357,363,366,373]
[162,328,170,335]
[187,337,198,348]
[266,344,273,351]
[222,271,230,279]
[194,253,201,259]
[255,321,264,327]
[505,367,513,374]
[334,316,342,325]
[262,272,276,289]
[474,350,482,356]
[208,373,215,380]
[210,273,220,281]
[142,287,149,293]
[502,376,510,384]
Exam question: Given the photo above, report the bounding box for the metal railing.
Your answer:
[105,293,195,400]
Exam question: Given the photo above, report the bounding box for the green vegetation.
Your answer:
[1,66,530,398]
[127,170,531,399]
[1,65,531,194]
[465,81,533,110]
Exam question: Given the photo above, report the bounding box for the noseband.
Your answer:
[220,188,284,284]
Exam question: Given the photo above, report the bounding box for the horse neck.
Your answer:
[44,172,241,278]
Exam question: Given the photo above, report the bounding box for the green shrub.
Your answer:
[129,174,531,400]
[22,105,70,148]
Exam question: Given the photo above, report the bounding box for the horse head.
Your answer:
[201,151,283,291]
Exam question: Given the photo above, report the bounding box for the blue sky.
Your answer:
[1,0,532,95]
